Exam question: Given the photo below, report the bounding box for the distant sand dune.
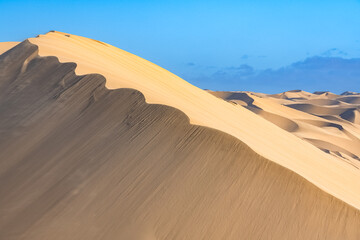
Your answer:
[212,89,360,171]
[286,103,353,116]
[270,90,339,100]
[246,106,299,132]
[340,108,360,124]
[338,96,360,104]
[342,91,360,96]
[297,98,342,106]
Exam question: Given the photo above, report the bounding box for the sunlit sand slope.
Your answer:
[1,40,360,240]
[0,42,19,55]
[27,31,360,210]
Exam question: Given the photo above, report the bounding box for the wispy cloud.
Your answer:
[184,55,360,93]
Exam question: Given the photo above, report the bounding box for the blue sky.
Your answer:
[0,0,359,93]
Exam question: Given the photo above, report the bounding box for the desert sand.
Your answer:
[211,90,360,169]
[0,34,359,239]
[0,42,19,55]
[26,32,360,210]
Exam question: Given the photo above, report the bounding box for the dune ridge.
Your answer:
[1,39,360,239]
[20,31,360,210]
[0,42,19,55]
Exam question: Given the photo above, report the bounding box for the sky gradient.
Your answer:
[1,0,359,93]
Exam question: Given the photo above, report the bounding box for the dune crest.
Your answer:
[0,42,19,55]
[21,31,360,210]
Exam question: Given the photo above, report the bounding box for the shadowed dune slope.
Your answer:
[286,103,354,116]
[340,109,360,124]
[338,96,360,104]
[1,41,360,239]
[342,91,360,96]
[0,42,19,55]
[27,32,360,210]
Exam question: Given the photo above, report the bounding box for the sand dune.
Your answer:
[23,32,360,212]
[342,91,360,96]
[299,98,342,106]
[249,107,299,132]
[1,38,360,239]
[286,103,354,116]
[212,90,360,170]
[270,90,339,100]
[338,96,360,104]
[21,32,360,212]
[0,42,19,55]
[340,108,360,124]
